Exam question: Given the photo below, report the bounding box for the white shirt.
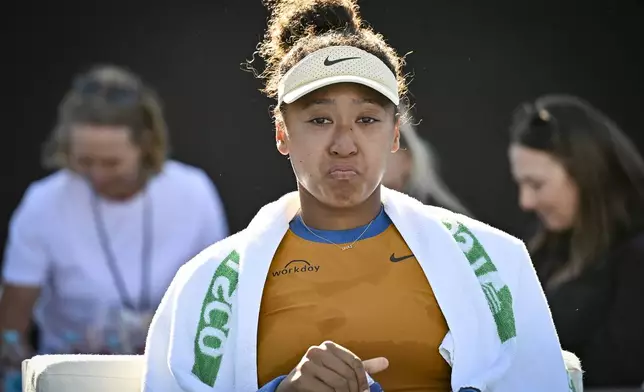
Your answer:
[1,160,228,353]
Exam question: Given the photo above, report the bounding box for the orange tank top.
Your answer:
[256,209,451,391]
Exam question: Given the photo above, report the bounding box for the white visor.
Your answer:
[277,45,399,106]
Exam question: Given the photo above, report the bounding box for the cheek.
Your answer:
[126,150,142,166]
[538,183,564,207]
[560,182,579,214]
[113,150,143,177]
[540,180,579,222]
[286,145,318,180]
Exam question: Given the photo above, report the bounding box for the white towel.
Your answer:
[142,188,575,392]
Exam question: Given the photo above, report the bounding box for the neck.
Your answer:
[105,185,143,201]
[298,186,383,230]
[98,175,147,202]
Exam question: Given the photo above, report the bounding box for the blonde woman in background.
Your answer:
[0,65,229,364]
[382,107,472,216]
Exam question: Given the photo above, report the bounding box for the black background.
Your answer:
[2,0,643,259]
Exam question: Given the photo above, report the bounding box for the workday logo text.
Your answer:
[272,259,320,277]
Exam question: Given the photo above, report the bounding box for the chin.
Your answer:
[543,220,573,233]
[96,185,135,200]
[98,191,123,200]
[320,183,380,208]
[324,196,363,209]
[94,186,114,196]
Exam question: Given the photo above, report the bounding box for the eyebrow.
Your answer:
[302,97,381,109]
[515,173,543,183]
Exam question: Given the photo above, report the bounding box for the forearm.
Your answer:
[0,283,39,349]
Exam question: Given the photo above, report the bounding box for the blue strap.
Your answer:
[369,381,385,391]
[257,375,287,392]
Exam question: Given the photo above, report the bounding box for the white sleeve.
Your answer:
[198,173,229,248]
[2,185,50,286]
[493,241,572,391]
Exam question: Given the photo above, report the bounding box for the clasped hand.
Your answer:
[276,341,388,392]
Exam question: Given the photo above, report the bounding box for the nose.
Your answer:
[518,187,536,211]
[86,166,112,187]
[329,123,358,157]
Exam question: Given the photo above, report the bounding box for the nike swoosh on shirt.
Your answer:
[389,253,414,263]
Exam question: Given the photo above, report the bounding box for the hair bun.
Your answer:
[262,0,362,66]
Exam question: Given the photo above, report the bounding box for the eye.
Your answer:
[357,117,379,124]
[526,180,543,191]
[309,117,332,125]
[101,159,121,168]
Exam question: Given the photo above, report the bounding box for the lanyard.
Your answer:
[90,190,153,311]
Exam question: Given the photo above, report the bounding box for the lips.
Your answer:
[328,164,359,180]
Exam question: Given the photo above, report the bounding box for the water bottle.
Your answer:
[61,331,81,354]
[106,333,121,354]
[97,332,121,355]
[1,330,25,392]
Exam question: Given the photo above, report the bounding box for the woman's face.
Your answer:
[382,148,412,191]
[509,144,579,231]
[68,124,143,199]
[278,83,400,208]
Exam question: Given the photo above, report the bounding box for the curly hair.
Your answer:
[252,0,408,110]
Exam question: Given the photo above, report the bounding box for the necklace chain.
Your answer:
[298,210,377,251]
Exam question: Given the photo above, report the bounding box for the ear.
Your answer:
[275,120,289,156]
[391,116,401,153]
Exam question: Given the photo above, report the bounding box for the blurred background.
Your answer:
[2,0,642,237]
[1,0,643,390]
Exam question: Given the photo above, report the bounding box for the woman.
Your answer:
[509,94,644,387]
[0,65,229,358]
[382,107,472,215]
[143,1,574,391]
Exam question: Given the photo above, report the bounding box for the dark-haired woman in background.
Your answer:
[0,65,229,362]
[382,105,472,215]
[509,94,644,387]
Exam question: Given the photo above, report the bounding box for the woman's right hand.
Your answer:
[276,341,388,392]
